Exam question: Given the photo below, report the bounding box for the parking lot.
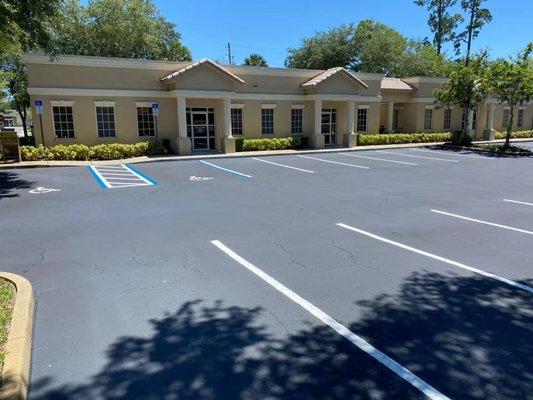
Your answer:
[1,145,532,400]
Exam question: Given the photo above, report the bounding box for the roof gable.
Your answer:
[381,77,415,91]
[161,59,244,84]
[301,67,368,89]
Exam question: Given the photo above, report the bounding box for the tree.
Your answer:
[490,43,533,149]
[397,42,452,77]
[351,20,409,75]
[414,0,463,54]
[243,54,268,67]
[52,0,192,61]
[454,0,492,63]
[0,54,30,138]
[0,0,60,53]
[285,24,358,70]
[434,52,491,138]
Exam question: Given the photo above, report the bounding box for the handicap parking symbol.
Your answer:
[29,187,61,194]
[189,176,214,181]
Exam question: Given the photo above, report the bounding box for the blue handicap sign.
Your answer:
[152,103,159,109]
[35,100,43,107]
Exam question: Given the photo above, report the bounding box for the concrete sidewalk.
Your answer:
[1,138,532,169]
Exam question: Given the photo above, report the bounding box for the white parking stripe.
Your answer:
[410,148,488,159]
[211,240,451,400]
[252,157,315,173]
[340,153,418,165]
[431,209,533,236]
[297,155,370,169]
[377,151,459,163]
[503,199,533,207]
[337,223,533,294]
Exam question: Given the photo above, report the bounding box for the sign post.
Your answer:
[35,100,45,147]
[152,103,159,142]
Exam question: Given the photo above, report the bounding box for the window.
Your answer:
[137,107,155,137]
[443,108,452,130]
[423,108,433,130]
[231,108,243,135]
[357,108,368,132]
[502,109,509,129]
[52,105,75,139]
[261,108,274,135]
[291,107,303,134]
[517,109,524,128]
[95,105,116,138]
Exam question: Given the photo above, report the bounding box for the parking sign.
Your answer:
[152,103,159,116]
[35,99,44,114]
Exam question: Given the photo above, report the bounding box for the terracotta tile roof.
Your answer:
[301,67,368,89]
[160,59,244,84]
[381,77,415,91]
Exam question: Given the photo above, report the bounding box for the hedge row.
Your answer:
[494,130,533,140]
[236,136,308,152]
[20,141,164,161]
[358,132,452,146]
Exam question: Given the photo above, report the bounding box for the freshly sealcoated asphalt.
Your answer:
[1,145,532,400]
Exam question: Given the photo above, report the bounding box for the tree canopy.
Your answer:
[454,0,492,61]
[52,0,192,61]
[285,20,450,77]
[0,0,60,53]
[243,54,268,67]
[414,0,462,54]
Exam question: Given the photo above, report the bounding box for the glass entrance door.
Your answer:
[321,109,337,146]
[186,108,215,151]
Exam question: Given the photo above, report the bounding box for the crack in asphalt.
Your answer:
[274,242,308,270]
[268,309,291,335]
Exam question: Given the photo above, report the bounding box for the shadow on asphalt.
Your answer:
[428,144,533,158]
[32,271,533,400]
[0,171,34,199]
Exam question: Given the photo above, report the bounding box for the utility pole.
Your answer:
[227,42,233,65]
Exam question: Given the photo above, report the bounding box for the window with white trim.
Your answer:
[52,106,75,139]
[443,108,452,130]
[262,108,274,135]
[517,109,524,128]
[137,107,155,137]
[231,108,243,135]
[502,109,509,129]
[357,108,367,132]
[96,106,116,138]
[291,108,303,134]
[423,108,433,130]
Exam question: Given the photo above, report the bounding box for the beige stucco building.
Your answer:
[23,54,533,154]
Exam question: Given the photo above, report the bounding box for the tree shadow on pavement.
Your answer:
[428,144,533,158]
[32,272,533,400]
[0,171,33,199]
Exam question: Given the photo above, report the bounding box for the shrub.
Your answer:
[357,132,452,146]
[494,130,533,139]
[239,136,307,152]
[20,141,164,161]
[450,131,472,146]
[235,137,244,152]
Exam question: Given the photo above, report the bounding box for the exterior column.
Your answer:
[311,99,324,149]
[344,99,357,148]
[483,103,496,140]
[176,96,191,155]
[386,101,394,133]
[221,97,235,153]
[466,109,474,137]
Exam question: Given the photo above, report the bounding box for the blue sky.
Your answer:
[87,0,532,66]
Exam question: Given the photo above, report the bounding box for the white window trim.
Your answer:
[94,101,116,107]
[136,101,155,107]
[261,107,275,135]
[94,103,117,139]
[230,107,244,135]
[290,107,304,134]
[50,100,74,107]
[231,103,244,109]
[51,103,76,139]
[261,103,276,109]
[291,104,305,110]
[424,105,435,109]
[357,104,370,110]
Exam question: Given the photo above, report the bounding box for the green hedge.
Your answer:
[494,130,533,139]
[358,132,452,146]
[20,141,164,161]
[238,136,308,152]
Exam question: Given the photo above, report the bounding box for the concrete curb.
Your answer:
[0,272,34,400]
[1,138,531,169]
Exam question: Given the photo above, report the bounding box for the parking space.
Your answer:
[1,145,532,400]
